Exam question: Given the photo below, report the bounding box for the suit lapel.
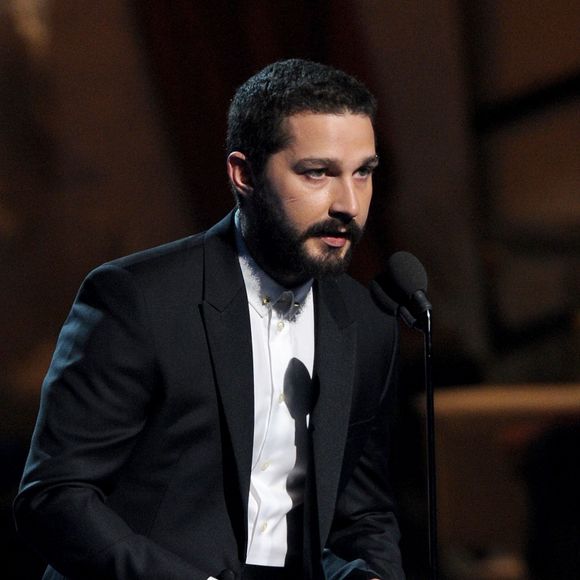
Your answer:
[311,277,357,546]
[199,214,254,557]
[198,216,358,558]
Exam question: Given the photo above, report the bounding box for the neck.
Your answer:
[237,210,309,289]
[245,237,309,288]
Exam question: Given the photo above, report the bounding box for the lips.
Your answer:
[303,220,360,249]
[319,234,349,248]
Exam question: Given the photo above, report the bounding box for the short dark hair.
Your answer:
[226,59,376,182]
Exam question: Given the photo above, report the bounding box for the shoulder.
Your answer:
[334,273,396,322]
[88,213,235,288]
[74,233,207,315]
[320,273,399,351]
[107,232,205,278]
[75,214,237,313]
[340,274,398,350]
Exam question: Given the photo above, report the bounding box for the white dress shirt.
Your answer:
[234,213,315,567]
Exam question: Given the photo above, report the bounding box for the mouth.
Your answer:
[319,235,349,248]
[303,220,360,251]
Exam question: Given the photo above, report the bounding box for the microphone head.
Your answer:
[376,251,428,305]
[374,251,431,329]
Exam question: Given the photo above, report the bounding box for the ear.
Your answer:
[227,151,254,200]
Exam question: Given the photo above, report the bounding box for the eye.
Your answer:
[303,168,327,179]
[355,165,375,179]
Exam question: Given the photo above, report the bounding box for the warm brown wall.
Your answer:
[3,0,578,419]
[1,1,579,578]
[1,0,190,433]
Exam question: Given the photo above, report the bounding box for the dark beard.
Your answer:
[241,187,364,287]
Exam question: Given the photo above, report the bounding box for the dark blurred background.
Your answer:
[1,1,579,578]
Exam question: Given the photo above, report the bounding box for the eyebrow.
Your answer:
[296,155,380,168]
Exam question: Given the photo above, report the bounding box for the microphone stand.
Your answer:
[371,271,438,578]
[419,308,438,580]
[402,302,437,579]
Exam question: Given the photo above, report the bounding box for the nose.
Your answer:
[329,178,360,222]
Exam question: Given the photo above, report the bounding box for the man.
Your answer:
[14,59,405,579]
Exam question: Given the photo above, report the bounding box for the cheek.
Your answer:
[280,191,330,227]
[357,188,373,224]
[358,202,371,226]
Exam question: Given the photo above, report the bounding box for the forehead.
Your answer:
[280,112,375,156]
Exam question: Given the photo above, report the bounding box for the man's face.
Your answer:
[241,112,377,286]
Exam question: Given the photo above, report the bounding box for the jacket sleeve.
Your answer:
[13,264,209,580]
[325,317,405,580]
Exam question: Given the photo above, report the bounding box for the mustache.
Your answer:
[301,219,364,244]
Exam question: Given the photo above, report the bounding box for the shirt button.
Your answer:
[260,461,270,471]
[278,392,285,404]
[277,320,285,331]
[260,521,268,533]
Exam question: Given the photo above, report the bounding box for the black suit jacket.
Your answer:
[14,214,404,579]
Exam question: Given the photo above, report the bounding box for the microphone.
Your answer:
[373,251,432,329]
[374,251,439,577]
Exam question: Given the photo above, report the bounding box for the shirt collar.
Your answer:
[234,210,313,319]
